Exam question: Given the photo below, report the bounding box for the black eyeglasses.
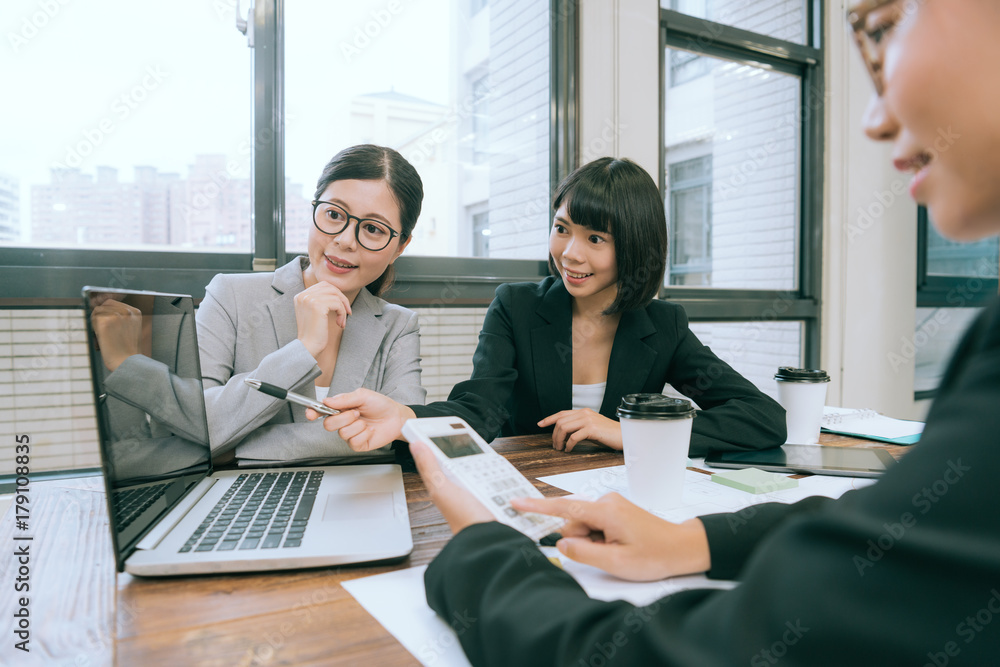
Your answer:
[311,200,401,252]
[847,0,921,96]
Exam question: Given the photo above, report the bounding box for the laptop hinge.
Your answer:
[134,478,216,551]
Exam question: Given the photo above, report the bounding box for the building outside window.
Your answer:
[667,155,712,286]
[661,0,816,397]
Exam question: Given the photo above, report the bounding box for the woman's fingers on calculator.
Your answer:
[512,496,600,524]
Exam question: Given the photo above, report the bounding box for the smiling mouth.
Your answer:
[325,255,358,269]
[895,152,932,174]
[564,269,593,279]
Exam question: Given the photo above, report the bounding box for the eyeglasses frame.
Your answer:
[847,0,921,97]
[310,200,402,252]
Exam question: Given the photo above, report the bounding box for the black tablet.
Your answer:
[704,445,897,478]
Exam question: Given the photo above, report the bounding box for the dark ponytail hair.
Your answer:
[313,144,424,296]
[550,157,667,314]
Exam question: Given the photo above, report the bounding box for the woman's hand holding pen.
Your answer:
[538,408,624,452]
[306,388,415,451]
[294,282,352,358]
[510,494,711,582]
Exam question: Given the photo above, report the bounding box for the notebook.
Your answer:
[82,286,412,576]
[821,406,924,445]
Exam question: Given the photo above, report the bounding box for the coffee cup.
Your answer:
[617,393,695,513]
[774,367,830,445]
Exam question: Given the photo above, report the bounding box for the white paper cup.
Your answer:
[617,394,695,513]
[774,367,830,445]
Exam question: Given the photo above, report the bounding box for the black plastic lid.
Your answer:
[774,367,830,383]
[616,393,695,420]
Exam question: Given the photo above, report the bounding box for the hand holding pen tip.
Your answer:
[243,377,340,416]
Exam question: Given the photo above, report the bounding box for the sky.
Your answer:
[0,0,451,235]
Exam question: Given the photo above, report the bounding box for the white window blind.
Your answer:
[0,309,100,474]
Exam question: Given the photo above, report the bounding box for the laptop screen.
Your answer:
[83,288,212,570]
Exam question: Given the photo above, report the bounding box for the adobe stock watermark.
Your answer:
[676,291,797,401]
[176,111,294,226]
[241,581,342,665]
[416,608,478,664]
[750,620,810,667]
[567,580,699,667]
[50,66,170,170]
[886,256,996,373]
[502,119,627,239]
[7,0,71,53]
[853,458,970,576]
[848,126,961,244]
[340,0,409,64]
[405,82,498,168]
[579,119,628,165]
[716,83,829,205]
[923,588,1000,667]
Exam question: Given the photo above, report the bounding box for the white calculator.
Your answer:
[402,417,564,541]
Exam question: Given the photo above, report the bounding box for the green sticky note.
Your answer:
[711,467,798,494]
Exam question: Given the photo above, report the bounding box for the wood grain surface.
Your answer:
[0,433,905,666]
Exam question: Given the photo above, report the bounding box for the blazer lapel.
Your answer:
[601,306,658,417]
[266,257,307,354]
[329,288,385,395]
[531,280,573,419]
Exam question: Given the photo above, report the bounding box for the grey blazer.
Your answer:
[196,256,426,465]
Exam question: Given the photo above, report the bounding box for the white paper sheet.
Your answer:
[343,566,472,667]
[537,459,875,524]
[343,553,737,667]
[343,461,872,666]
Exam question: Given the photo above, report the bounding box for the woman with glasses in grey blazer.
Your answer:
[196,144,426,466]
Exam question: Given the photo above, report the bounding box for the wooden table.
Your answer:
[0,434,906,666]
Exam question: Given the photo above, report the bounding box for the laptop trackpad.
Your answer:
[321,492,395,521]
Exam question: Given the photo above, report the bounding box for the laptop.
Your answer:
[82,286,412,576]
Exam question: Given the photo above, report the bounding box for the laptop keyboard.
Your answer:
[114,483,171,530]
[179,470,323,553]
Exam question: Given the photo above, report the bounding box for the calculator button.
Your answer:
[492,496,505,506]
[504,507,518,517]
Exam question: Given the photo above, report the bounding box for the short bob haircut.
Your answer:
[313,144,424,296]
[550,157,667,314]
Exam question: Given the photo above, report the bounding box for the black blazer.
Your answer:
[413,276,786,455]
[424,296,1000,666]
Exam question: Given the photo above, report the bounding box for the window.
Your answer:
[667,0,808,45]
[284,0,550,260]
[668,156,712,286]
[1,0,575,479]
[471,75,492,166]
[914,207,999,397]
[660,1,822,392]
[3,0,253,252]
[472,211,491,257]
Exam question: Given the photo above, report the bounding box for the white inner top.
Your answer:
[315,385,330,402]
[572,381,607,412]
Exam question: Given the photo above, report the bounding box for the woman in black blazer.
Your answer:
[317,157,785,456]
[408,2,1000,665]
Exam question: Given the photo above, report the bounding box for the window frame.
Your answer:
[667,155,713,285]
[657,5,825,368]
[0,0,579,302]
[914,206,999,400]
[916,206,999,309]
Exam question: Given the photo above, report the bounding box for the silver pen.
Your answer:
[244,378,340,416]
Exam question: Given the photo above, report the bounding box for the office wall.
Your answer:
[822,1,927,421]
[579,0,929,420]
